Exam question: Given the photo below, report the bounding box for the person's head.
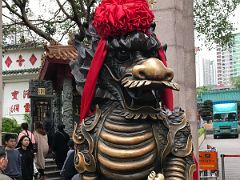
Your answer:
[35,122,46,135]
[4,134,17,149]
[0,146,8,171]
[68,139,74,150]
[57,124,65,131]
[21,122,29,130]
[16,135,32,150]
[35,121,44,130]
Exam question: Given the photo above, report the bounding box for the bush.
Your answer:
[2,117,21,134]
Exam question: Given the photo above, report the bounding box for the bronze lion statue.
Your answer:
[70,0,196,179]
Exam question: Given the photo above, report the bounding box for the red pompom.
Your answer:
[93,0,154,38]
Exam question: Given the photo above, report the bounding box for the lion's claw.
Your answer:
[148,171,165,180]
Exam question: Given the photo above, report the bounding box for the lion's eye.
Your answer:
[116,50,130,62]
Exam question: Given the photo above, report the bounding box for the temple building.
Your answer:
[2,41,78,134]
[2,43,44,122]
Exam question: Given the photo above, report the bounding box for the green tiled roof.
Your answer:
[3,42,43,50]
[2,68,40,75]
[198,89,240,103]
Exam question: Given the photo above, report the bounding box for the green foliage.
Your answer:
[196,85,213,96]
[231,76,240,88]
[194,0,240,48]
[198,128,205,137]
[2,0,240,47]
[23,113,31,124]
[2,117,21,134]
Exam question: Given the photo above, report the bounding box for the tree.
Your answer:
[2,0,240,46]
[2,117,21,133]
[2,0,98,44]
[231,76,240,88]
[196,85,214,96]
[194,0,240,48]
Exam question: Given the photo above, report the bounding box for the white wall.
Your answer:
[3,81,30,123]
[2,47,44,123]
[2,48,43,71]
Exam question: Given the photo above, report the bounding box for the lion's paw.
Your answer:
[147,171,165,180]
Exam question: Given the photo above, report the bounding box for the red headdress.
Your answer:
[80,0,173,123]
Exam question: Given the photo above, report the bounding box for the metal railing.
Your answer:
[220,154,240,180]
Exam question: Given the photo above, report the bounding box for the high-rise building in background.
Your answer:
[195,47,217,87]
[216,33,240,86]
[203,58,216,86]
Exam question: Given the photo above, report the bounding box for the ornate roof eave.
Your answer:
[38,41,78,81]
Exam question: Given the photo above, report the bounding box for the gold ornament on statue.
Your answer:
[147,0,156,8]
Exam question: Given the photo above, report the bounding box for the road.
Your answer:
[199,134,240,180]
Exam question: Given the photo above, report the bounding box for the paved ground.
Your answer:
[200,134,240,180]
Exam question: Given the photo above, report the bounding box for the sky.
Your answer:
[230,5,240,33]
[195,5,240,87]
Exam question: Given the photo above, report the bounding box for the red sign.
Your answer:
[199,151,218,170]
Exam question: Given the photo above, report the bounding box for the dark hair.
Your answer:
[21,123,29,130]
[67,139,74,149]
[4,134,17,142]
[35,122,44,129]
[0,146,6,158]
[57,124,65,130]
[35,122,46,135]
[16,135,33,150]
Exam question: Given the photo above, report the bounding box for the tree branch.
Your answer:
[66,0,83,28]
[56,0,73,20]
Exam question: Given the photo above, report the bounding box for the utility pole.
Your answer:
[0,0,3,145]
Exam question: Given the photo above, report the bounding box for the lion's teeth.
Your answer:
[122,77,129,83]
[129,81,139,88]
[124,80,133,87]
[144,81,151,86]
[133,114,141,119]
[136,81,145,87]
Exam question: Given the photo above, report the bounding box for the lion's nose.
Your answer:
[132,58,174,81]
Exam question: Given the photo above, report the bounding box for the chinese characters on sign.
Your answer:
[199,151,218,171]
[9,89,30,113]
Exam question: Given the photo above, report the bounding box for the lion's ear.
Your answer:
[163,44,167,52]
[148,22,156,33]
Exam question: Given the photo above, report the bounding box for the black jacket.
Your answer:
[18,148,34,180]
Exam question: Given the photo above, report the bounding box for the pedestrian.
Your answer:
[0,146,12,180]
[4,134,22,180]
[52,124,70,170]
[43,112,54,153]
[16,135,34,180]
[18,122,36,144]
[18,122,39,177]
[34,122,49,180]
[60,140,77,180]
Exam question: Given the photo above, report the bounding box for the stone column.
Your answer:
[154,1,198,155]
[53,90,62,131]
[62,77,73,135]
[0,0,2,145]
